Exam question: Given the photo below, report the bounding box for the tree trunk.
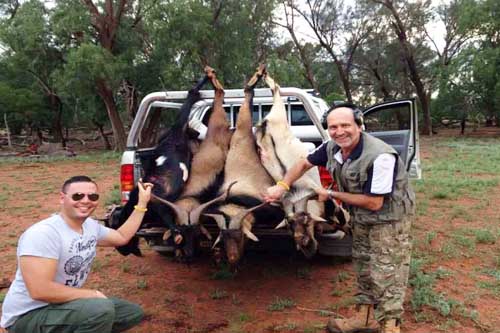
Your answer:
[93,120,112,150]
[3,113,12,148]
[375,0,433,135]
[96,79,127,151]
[49,94,66,147]
[335,59,353,102]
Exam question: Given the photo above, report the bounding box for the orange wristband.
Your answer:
[276,180,290,191]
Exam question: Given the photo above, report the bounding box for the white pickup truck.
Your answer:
[112,88,421,257]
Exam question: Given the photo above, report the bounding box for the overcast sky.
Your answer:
[273,0,447,51]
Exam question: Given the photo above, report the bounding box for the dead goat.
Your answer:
[255,73,324,223]
[113,70,212,256]
[148,67,233,261]
[277,191,351,258]
[206,65,285,266]
[151,181,237,260]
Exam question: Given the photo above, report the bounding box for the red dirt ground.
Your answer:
[1,128,500,333]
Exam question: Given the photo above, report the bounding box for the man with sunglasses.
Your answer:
[1,175,153,333]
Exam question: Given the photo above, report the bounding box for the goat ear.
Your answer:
[203,213,226,229]
[163,229,172,241]
[309,214,327,222]
[275,219,288,229]
[242,227,259,242]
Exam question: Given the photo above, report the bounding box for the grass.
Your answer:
[267,296,295,312]
[136,279,148,290]
[211,263,236,280]
[297,266,312,279]
[0,151,121,165]
[105,184,121,205]
[210,288,228,300]
[120,261,131,273]
[414,138,500,200]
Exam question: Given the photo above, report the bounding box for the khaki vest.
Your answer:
[326,132,415,225]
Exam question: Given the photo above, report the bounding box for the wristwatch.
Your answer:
[327,190,335,199]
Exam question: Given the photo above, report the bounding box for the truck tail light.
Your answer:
[319,166,333,189]
[120,164,134,203]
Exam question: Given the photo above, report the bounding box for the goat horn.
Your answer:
[190,181,237,224]
[293,192,318,213]
[151,194,189,224]
[242,226,259,242]
[212,233,222,249]
[230,201,268,228]
[275,219,288,229]
[203,213,227,230]
[199,224,212,240]
[309,213,327,222]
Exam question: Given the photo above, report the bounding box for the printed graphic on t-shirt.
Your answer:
[64,236,97,287]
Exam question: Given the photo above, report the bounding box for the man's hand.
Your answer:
[137,180,153,208]
[315,187,330,202]
[93,290,107,299]
[263,185,287,202]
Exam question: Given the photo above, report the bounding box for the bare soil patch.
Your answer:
[1,129,500,333]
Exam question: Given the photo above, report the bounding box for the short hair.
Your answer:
[61,175,97,192]
[321,102,364,129]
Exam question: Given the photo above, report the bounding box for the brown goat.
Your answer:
[210,65,285,265]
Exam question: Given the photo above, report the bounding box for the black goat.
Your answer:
[113,72,211,256]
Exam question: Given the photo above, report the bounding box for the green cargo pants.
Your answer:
[8,297,143,333]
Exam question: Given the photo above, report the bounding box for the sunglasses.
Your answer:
[67,192,100,202]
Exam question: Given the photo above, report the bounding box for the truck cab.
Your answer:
[115,88,420,256]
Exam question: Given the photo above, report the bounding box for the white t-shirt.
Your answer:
[0,214,111,328]
[333,150,396,194]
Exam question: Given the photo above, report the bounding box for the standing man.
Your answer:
[265,104,415,333]
[1,175,153,333]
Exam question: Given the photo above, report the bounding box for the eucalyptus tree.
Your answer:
[274,0,319,91]
[289,0,373,102]
[0,0,67,144]
[51,0,149,150]
[138,0,277,91]
[458,0,499,126]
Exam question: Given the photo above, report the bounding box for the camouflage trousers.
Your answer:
[352,215,413,322]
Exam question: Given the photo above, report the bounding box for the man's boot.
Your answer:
[326,304,379,333]
[380,319,400,333]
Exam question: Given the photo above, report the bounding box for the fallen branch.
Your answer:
[296,306,345,318]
